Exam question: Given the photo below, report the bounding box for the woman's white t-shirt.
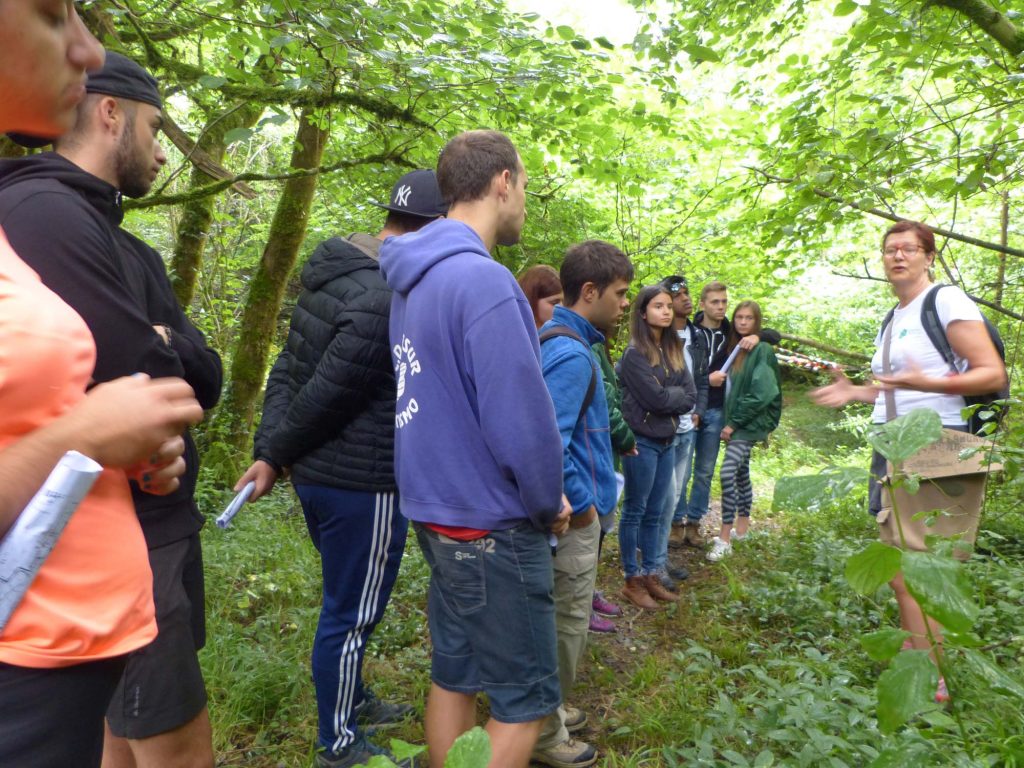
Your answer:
[870,284,983,425]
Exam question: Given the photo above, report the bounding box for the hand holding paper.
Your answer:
[216,482,255,529]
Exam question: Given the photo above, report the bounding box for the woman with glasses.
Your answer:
[811,220,1007,703]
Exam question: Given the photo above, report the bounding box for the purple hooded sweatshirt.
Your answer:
[380,218,563,531]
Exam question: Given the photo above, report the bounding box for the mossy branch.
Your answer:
[924,0,1024,55]
[124,153,414,210]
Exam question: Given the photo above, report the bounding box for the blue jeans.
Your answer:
[414,522,560,723]
[652,430,696,571]
[619,436,676,578]
[668,429,697,524]
[686,407,724,524]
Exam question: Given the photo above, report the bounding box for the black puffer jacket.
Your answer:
[254,236,396,491]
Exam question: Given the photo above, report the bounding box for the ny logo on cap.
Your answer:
[394,185,412,207]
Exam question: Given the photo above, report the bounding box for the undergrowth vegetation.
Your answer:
[198,383,1024,767]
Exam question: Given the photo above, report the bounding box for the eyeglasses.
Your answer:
[666,282,687,295]
[882,244,921,257]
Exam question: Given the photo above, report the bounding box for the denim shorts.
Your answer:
[414,522,560,723]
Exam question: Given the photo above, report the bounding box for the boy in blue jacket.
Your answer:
[533,241,633,768]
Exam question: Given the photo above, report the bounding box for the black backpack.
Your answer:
[539,327,598,425]
[881,284,1009,434]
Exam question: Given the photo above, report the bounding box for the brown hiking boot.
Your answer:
[682,522,706,547]
[620,576,658,610]
[643,574,680,603]
[668,521,686,550]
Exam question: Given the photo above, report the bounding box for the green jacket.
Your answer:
[592,342,636,456]
[725,342,782,442]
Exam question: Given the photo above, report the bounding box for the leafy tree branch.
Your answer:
[749,167,1024,259]
[125,152,412,210]
[925,0,1024,55]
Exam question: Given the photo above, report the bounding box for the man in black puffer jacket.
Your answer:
[235,169,446,768]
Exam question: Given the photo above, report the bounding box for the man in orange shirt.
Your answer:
[0,53,220,768]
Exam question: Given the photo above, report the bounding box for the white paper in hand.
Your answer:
[0,450,102,632]
[216,482,255,529]
[720,345,741,374]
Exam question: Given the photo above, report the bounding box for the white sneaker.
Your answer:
[707,537,733,562]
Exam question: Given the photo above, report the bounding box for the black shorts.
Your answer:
[106,533,208,739]
[0,655,126,767]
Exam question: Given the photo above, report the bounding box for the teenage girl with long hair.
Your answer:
[617,286,695,609]
[707,300,782,562]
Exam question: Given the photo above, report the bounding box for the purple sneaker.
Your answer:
[589,611,616,633]
[592,591,623,618]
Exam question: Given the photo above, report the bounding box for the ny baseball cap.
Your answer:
[372,169,448,219]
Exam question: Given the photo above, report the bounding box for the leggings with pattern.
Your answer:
[720,439,754,525]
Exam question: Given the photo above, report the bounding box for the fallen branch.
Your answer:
[778,333,872,363]
[160,113,257,199]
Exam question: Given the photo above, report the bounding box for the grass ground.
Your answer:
[198,384,1024,767]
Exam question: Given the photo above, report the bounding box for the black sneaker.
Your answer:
[317,734,413,768]
[356,688,413,730]
[655,570,679,592]
[667,564,690,581]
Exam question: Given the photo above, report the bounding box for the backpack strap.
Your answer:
[880,306,896,337]
[920,284,959,374]
[539,327,598,426]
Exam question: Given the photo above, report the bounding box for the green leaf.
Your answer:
[902,551,978,633]
[444,727,491,768]
[269,34,296,48]
[753,750,775,767]
[594,36,615,50]
[198,74,227,88]
[834,0,859,15]
[389,739,426,763]
[555,25,575,41]
[773,466,869,512]
[960,649,1024,700]
[721,749,750,766]
[860,628,911,661]
[684,44,720,62]
[869,742,932,768]
[877,650,938,733]
[223,127,255,144]
[867,409,943,464]
[845,542,902,595]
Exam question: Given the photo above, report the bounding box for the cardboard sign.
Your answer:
[891,428,1001,480]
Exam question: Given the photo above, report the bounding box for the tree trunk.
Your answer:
[219,109,329,459]
[169,104,262,306]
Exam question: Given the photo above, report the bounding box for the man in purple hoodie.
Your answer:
[380,130,569,768]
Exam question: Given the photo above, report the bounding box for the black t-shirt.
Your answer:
[696,323,729,409]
